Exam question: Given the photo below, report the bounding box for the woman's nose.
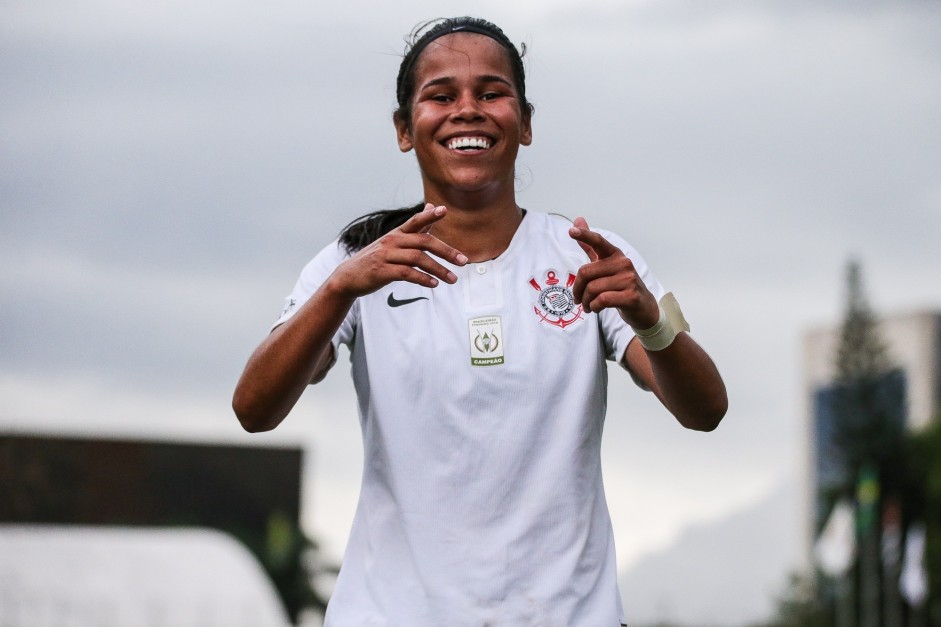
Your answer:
[451,93,484,121]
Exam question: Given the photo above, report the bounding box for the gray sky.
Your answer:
[3,0,940,623]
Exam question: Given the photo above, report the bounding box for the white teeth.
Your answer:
[447,137,491,150]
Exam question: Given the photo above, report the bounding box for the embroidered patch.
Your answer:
[529,270,584,330]
[468,316,505,366]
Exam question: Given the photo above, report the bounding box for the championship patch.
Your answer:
[529,270,584,330]
[468,316,505,366]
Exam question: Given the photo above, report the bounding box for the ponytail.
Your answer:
[338,202,425,254]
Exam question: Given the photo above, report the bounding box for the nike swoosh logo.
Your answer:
[387,293,429,308]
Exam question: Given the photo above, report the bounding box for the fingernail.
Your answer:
[435,206,446,216]
[424,203,434,211]
[429,277,439,287]
[456,253,468,265]
[569,227,581,236]
[447,271,458,283]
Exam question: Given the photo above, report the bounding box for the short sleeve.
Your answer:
[271,241,358,355]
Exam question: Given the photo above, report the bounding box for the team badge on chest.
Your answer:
[468,316,505,366]
[529,270,584,330]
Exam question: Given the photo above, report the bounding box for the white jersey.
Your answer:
[276,211,666,626]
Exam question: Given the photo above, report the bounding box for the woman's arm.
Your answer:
[568,217,727,431]
[622,333,727,431]
[232,279,356,433]
[232,204,468,432]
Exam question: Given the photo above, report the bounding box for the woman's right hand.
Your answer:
[327,203,468,298]
[233,204,467,432]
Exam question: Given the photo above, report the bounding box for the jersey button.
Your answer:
[476,265,487,275]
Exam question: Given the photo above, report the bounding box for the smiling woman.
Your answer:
[232,16,727,627]
[338,17,535,259]
[395,30,533,222]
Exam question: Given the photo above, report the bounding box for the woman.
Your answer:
[234,17,727,626]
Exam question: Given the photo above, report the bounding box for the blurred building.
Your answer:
[800,309,941,562]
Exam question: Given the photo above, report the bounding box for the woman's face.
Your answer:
[395,33,532,199]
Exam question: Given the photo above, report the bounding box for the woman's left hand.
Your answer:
[568,217,660,331]
[570,217,727,431]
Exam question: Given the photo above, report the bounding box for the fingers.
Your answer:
[398,204,469,266]
[570,219,628,310]
[351,204,468,292]
[568,217,652,315]
[390,264,449,289]
[569,217,597,261]
[568,217,620,261]
[570,249,650,315]
[341,237,454,294]
[384,244,459,286]
[575,273,639,314]
[399,203,446,234]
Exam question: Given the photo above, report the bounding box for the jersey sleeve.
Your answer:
[270,241,358,364]
[594,229,666,366]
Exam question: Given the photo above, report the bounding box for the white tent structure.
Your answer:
[0,525,291,627]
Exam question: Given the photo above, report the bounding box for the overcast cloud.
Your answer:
[2,0,940,623]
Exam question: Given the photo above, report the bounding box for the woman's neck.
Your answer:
[425,195,523,263]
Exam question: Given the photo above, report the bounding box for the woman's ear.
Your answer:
[393,112,413,153]
[521,115,533,147]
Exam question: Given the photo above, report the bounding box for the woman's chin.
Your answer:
[431,170,513,196]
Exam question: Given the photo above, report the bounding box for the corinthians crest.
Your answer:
[529,270,584,329]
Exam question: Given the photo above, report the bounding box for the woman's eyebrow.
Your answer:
[418,74,514,91]
[418,76,456,91]
[477,74,513,88]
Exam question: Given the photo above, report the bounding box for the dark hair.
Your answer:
[394,16,534,127]
[339,17,532,253]
[337,202,426,254]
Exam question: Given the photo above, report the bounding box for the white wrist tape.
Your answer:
[633,292,690,351]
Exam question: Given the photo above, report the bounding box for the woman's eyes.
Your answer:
[426,91,505,103]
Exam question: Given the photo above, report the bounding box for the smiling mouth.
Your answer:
[446,136,492,151]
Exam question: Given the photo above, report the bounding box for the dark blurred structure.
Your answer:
[0,434,317,623]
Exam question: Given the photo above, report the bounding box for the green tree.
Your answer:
[830,260,906,490]
[231,514,339,624]
[821,260,907,626]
